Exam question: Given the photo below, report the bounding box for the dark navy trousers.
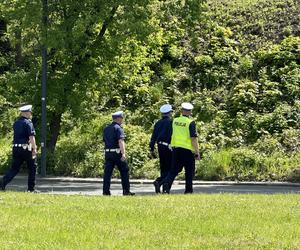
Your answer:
[155,144,172,185]
[103,152,130,194]
[163,147,195,193]
[2,147,37,191]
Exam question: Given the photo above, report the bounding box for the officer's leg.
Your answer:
[2,148,23,188]
[155,145,165,183]
[155,145,169,185]
[116,158,130,194]
[103,155,115,195]
[184,150,195,194]
[159,147,173,191]
[162,147,173,180]
[26,151,37,191]
[163,148,183,192]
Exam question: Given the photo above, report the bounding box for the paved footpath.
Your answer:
[3,175,300,196]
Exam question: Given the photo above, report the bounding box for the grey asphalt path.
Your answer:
[2,175,300,195]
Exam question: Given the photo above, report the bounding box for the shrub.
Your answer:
[252,135,283,155]
[123,124,159,178]
[197,149,232,180]
[196,148,299,182]
[280,128,300,154]
[0,137,11,174]
[50,115,110,177]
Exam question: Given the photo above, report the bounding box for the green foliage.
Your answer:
[50,115,110,177]
[0,0,299,181]
[0,137,11,174]
[197,149,232,180]
[49,115,159,178]
[280,128,300,154]
[207,0,300,52]
[197,148,300,182]
[230,79,258,112]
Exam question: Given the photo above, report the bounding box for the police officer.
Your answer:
[102,111,135,196]
[0,105,38,192]
[149,104,173,193]
[162,102,200,194]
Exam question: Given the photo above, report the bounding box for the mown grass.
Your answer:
[0,193,299,249]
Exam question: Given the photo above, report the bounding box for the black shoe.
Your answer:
[103,192,111,196]
[123,191,135,196]
[0,178,5,191]
[184,191,193,194]
[162,183,170,194]
[153,181,161,194]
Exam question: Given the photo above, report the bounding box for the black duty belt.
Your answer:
[158,141,172,150]
[158,141,169,146]
[13,144,31,150]
[105,148,121,153]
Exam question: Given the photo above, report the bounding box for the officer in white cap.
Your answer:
[149,104,173,193]
[0,105,38,192]
[161,102,200,194]
[102,111,135,196]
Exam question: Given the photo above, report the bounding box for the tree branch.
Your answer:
[95,5,119,44]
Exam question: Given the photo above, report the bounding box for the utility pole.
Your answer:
[41,0,48,177]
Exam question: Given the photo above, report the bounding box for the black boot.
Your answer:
[153,181,161,194]
[123,191,135,196]
[0,178,5,191]
[103,192,111,196]
[162,183,170,194]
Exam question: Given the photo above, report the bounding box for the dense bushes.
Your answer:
[43,115,300,182]
[0,114,299,182]
[197,148,300,182]
[0,137,11,174]
[48,120,300,181]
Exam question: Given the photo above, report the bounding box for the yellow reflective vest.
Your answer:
[171,116,194,151]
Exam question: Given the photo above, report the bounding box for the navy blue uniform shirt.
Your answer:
[13,116,36,144]
[149,116,172,151]
[103,122,125,149]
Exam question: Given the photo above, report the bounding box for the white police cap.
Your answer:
[112,111,124,119]
[160,104,173,114]
[19,105,32,112]
[181,102,194,111]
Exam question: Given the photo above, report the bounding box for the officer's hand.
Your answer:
[149,151,156,159]
[195,153,201,161]
[32,148,37,159]
[121,154,126,162]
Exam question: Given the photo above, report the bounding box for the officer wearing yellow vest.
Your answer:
[162,102,200,194]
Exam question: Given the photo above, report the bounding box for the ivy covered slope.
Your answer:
[0,0,299,181]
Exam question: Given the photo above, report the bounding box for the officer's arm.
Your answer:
[190,122,200,160]
[119,139,126,161]
[191,138,200,160]
[116,126,126,161]
[27,122,37,156]
[149,122,158,152]
[29,136,37,156]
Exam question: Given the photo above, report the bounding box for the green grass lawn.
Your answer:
[0,193,299,249]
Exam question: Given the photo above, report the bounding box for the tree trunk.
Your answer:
[0,19,11,73]
[15,27,22,66]
[0,19,7,49]
[47,112,62,152]
[0,19,11,52]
